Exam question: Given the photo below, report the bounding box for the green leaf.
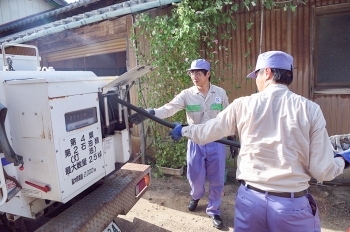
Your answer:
[247,21,254,30]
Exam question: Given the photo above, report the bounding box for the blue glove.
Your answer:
[169,122,182,142]
[335,149,350,169]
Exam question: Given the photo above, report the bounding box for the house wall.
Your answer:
[4,0,350,137]
[213,0,350,136]
[0,0,57,25]
[221,4,301,100]
[37,17,127,56]
[129,0,350,136]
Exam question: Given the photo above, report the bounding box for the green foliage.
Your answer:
[242,0,303,11]
[153,137,187,169]
[131,0,240,84]
[131,0,240,168]
[131,0,302,168]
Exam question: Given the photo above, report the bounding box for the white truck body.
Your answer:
[0,43,151,231]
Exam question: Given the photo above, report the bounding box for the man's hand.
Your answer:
[169,122,183,142]
[227,136,239,158]
[335,149,350,169]
[129,108,155,125]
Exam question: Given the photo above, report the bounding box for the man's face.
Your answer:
[255,69,264,92]
[189,69,210,87]
[255,68,274,92]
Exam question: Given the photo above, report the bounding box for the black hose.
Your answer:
[113,96,241,148]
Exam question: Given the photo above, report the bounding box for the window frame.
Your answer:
[312,3,350,95]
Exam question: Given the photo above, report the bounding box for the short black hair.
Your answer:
[188,69,210,81]
[271,68,293,85]
[203,70,210,82]
[187,69,209,75]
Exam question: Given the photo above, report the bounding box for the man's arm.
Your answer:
[153,92,186,119]
[222,90,237,155]
[334,155,350,168]
[181,101,237,144]
[129,91,186,124]
[308,107,346,181]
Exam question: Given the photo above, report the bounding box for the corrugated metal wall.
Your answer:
[129,0,350,136]
[220,1,310,101]
[213,0,350,136]
[314,95,350,135]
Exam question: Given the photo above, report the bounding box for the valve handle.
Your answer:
[25,181,51,193]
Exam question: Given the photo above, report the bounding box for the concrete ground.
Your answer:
[115,168,350,232]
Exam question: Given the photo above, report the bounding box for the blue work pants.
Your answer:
[186,140,226,216]
[234,184,321,232]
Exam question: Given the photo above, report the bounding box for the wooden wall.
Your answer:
[3,16,128,59]
[37,17,127,57]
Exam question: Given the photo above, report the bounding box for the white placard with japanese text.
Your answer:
[60,128,103,180]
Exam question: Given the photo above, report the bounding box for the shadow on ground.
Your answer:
[116,167,350,232]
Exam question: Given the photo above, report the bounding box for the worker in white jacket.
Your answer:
[130,59,234,229]
[169,51,349,232]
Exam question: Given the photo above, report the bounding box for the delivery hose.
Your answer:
[112,96,240,148]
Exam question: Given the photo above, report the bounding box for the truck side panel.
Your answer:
[35,163,150,232]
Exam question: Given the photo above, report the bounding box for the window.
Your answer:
[315,5,350,91]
